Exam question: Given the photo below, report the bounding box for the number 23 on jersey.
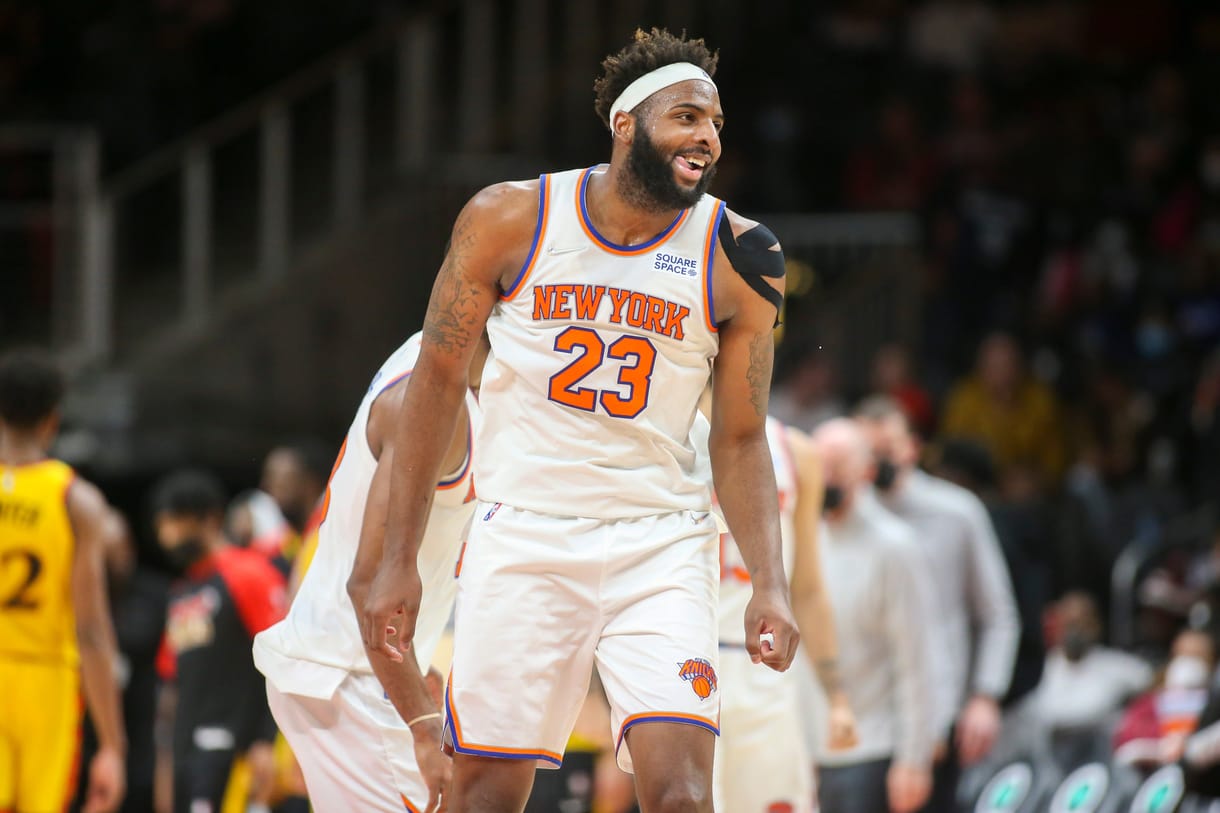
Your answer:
[548,326,657,418]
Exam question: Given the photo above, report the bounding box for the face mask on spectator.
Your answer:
[1165,655,1211,690]
[166,536,208,570]
[822,485,845,514]
[1061,627,1095,662]
[874,457,899,491]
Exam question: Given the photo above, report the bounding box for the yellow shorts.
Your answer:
[0,658,82,813]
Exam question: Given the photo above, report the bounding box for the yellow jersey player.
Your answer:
[0,349,126,813]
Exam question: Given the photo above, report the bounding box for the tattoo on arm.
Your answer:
[422,209,481,354]
[815,657,843,695]
[745,331,772,416]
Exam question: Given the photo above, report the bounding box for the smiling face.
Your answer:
[617,79,723,211]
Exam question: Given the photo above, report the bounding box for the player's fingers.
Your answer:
[766,629,797,671]
[380,624,406,662]
[778,623,800,669]
[744,621,763,664]
[363,606,387,650]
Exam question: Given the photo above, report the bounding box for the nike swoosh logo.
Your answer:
[546,245,586,256]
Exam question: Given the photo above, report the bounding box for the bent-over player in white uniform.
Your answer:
[694,411,859,812]
[362,29,799,813]
[253,332,486,812]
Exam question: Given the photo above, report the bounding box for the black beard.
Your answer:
[619,125,716,213]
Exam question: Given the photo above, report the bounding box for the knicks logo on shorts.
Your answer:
[678,658,718,700]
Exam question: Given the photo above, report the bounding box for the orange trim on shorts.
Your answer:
[615,711,720,756]
[445,671,563,766]
[576,167,690,256]
[501,174,551,301]
[400,793,423,813]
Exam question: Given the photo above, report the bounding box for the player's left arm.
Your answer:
[68,478,127,813]
[787,429,859,750]
[708,208,796,672]
[347,380,454,811]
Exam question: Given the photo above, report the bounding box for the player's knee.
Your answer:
[637,775,713,813]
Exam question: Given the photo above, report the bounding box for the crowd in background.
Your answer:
[4,0,1220,809]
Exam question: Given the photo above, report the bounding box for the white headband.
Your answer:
[609,62,717,124]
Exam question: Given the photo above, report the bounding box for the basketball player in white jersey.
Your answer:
[364,29,798,812]
[695,410,858,812]
[253,331,487,812]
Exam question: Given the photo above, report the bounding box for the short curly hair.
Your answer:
[0,349,63,430]
[593,28,719,129]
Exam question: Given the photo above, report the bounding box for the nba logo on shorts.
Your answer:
[677,658,718,699]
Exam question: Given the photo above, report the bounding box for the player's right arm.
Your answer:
[362,180,537,657]
[352,375,469,812]
[787,429,858,752]
[68,479,127,813]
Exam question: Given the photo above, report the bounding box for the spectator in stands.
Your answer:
[256,442,330,568]
[941,332,1066,487]
[1114,626,1216,769]
[1187,350,1220,506]
[769,349,845,432]
[225,489,290,550]
[1024,592,1153,739]
[844,98,939,211]
[869,343,936,436]
[151,469,285,813]
[856,396,1021,812]
[808,418,938,813]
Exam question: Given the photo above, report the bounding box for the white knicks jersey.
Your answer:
[707,416,799,646]
[254,333,481,698]
[476,166,722,519]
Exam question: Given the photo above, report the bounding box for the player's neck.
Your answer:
[586,165,684,246]
[0,430,49,466]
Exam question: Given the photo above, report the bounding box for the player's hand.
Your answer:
[743,585,800,672]
[826,694,860,751]
[361,559,423,662]
[956,694,1001,765]
[83,746,125,813]
[246,740,277,803]
[886,761,931,813]
[413,720,452,813]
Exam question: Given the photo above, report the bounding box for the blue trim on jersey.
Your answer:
[579,167,684,253]
[376,369,412,398]
[704,200,727,329]
[502,174,549,299]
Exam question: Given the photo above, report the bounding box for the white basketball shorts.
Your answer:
[713,645,815,812]
[444,502,721,773]
[266,672,432,812]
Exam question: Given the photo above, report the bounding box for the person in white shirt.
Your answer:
[855,395,1021,810]
[808,418,939,813]
[254,333,486,812]
[1028,591,1153,735]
